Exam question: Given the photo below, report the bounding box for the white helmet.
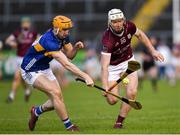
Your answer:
[108,8,125,26]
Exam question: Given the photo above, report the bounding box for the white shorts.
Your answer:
[108,56,135,81]
[16,56,23,70]
[20,68,56,86]
[50,59,62,69]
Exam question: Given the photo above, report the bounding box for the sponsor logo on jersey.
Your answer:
[25,58,37,71]
[120,37,126,44]
[127,34,131,39]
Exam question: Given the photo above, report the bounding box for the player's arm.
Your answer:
[63,41,84,60]
[5,34,17,48]
[101,52,111,90]
[135,29,164,62]
[51,50,94,86]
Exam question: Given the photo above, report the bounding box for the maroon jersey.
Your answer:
[102,21,137,65]
[13,29,37,57]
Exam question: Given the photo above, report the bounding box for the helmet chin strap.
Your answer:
[53,28,65,40]
[109,25,124,37]
[53,28,59,35]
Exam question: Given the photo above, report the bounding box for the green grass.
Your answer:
[0,79,180,134]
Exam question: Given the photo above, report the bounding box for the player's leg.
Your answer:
[28,79,55,131]
[21,78,32,102]
[114,71,138,129]
[50,60,69,88]
[28,76,59,130]
[36,73,62,113]
[105,71,124,128]
[32,75,78,131]
[148,66,158,91]
[105,81,119,105]
[7,68,21,103]
[53,67,69,88]
[7,56,24,103]
[166,65,176,86]
[139,61,148,90]
[105,61,123,105]
[33,76,67,117]
[21,68,79,131]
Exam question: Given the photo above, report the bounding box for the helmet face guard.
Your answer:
[52,15,73,34]
[108,9,125,26]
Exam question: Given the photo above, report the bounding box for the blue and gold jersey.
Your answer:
[21,29,70,72]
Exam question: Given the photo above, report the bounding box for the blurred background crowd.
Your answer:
[0,0,180,89]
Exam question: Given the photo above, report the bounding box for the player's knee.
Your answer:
[107,97,118,105]
[14,75,20,81]
[50,89,63,100]
[127,89,137,99]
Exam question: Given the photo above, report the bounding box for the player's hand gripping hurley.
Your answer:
[76,61,142,110]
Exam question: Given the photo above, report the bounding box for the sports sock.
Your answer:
[62,118,73,129]
[34,106,43,116]
[25,88,31,96]
[9,90,15,100]
[116,115,125,124]
[151,78,157,91]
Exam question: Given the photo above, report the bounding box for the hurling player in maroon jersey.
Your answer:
[101,9,164,128]
[5,17,38,103]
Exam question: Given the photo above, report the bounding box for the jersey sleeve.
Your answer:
[101,31,113,54]
[128,21,137,35]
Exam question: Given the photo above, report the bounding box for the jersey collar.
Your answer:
[109,26,124,37]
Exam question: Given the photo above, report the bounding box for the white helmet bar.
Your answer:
[108,9,125,25]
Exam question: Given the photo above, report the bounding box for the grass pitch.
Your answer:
[0,79,180,134]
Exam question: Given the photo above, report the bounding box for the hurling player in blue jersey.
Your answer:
[20,15,94,131]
